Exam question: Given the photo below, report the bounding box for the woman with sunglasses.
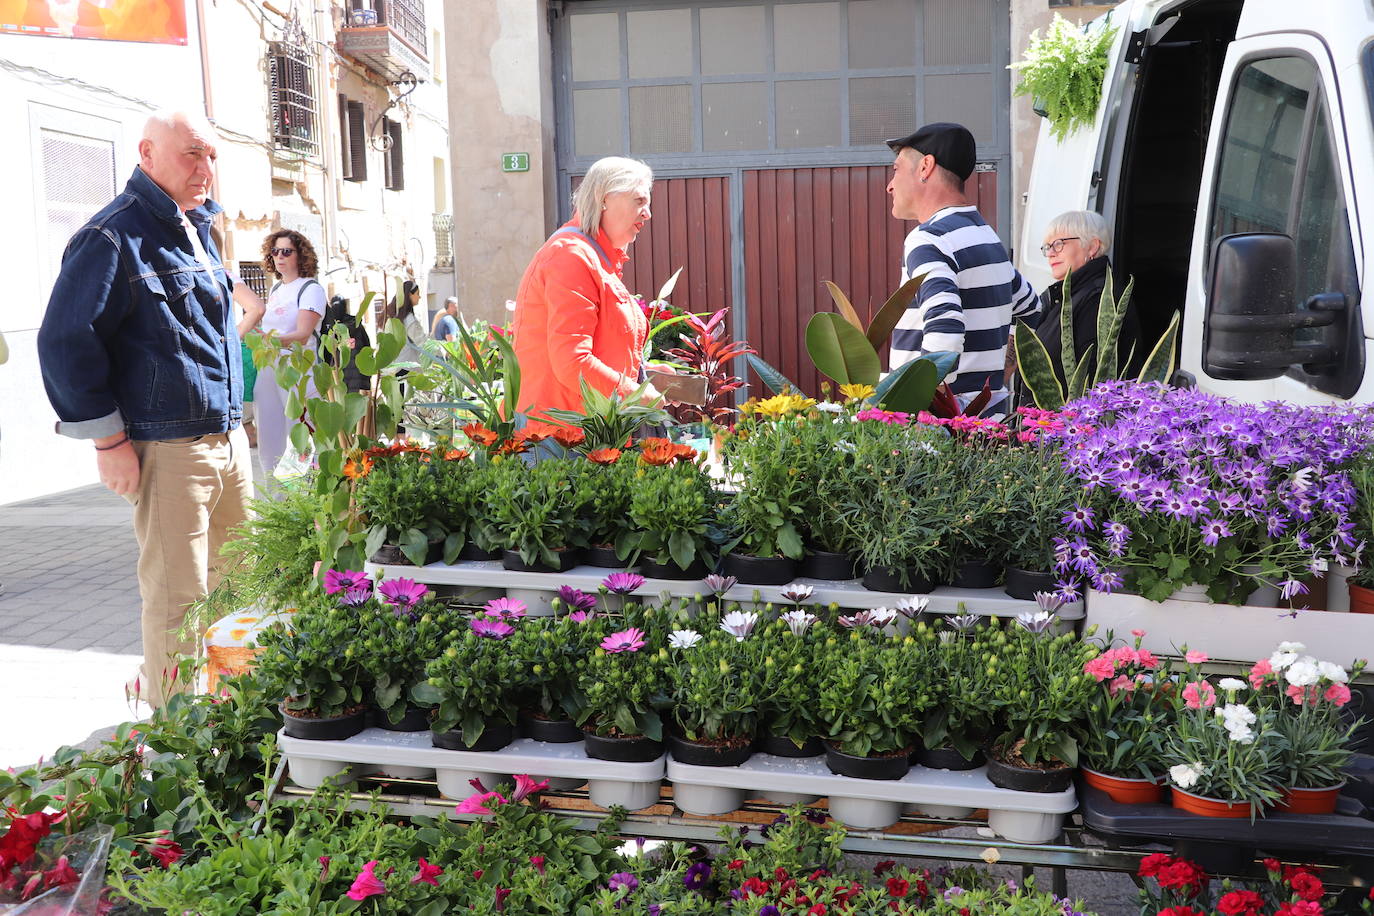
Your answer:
[256,229,326,479]
[1031,210,1141,387]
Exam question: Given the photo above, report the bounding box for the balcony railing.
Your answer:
[433,213,453,269]
[339,0,428,81]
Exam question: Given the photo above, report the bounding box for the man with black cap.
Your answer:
[885,122,1039,417]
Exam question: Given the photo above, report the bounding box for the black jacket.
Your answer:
[1032,256,1142,389]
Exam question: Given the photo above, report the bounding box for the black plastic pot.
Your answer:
[952,560,999,590]
[457,543,502,562]
[1004,566,1057,601]
[281,704,367,741]
[801,550,859,581]
[756,732,824,758]
[584,545,626,568]
[519,712,584,743]
[583,729,664,762]
[722,552,797,586]
[425,541,445,565]
[431,720,516,752]
[369,544,412,566]
[502,548,582,574]
[824,743,912,780]
[640,557,711,580]
[914,744,985,771]
[861,565,935,594]
[985,753,1074,793]
[668,733,754,767]
[375,704,431,733]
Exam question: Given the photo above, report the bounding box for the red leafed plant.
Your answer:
[663,308,755,426]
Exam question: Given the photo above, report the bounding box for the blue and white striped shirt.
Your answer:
[890,206,1039,416]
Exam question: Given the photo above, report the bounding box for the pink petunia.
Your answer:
[455,790,507,815]
[347,860,387,901]
[411,857,444,886]
[511,773,550,802]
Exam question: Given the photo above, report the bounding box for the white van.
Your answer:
[1017,0,1374,405]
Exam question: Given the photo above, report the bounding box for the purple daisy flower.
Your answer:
[1062,503,1095,533]
[470,616,515,639]
[377,577,427,610]
[557,585,597,613]
[567,610,592,623]
[339,586,375,607]
[483,596,527,620]
[1200,518,1232,547]
[602,572,645,595]
[601,628,646,653]
[324,569,371,597]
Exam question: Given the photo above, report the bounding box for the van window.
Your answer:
[1208,54,1362,398]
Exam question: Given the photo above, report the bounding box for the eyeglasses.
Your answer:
[1039,237,1080,257]
[270,247,296,257]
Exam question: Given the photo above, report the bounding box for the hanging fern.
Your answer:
[1010,13,1119,142]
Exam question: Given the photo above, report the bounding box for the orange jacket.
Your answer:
[512,221,648,432]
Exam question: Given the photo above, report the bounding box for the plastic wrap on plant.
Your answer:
[0,825,113,915]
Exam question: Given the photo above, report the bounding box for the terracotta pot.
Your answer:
[1350,583,1374,614]
[1276,782,1344,815]
[1169,786,1253,818]
[1082,767,1165,805]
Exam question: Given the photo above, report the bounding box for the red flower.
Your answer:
[0,809,64,870]
[529,855,545,875]
[1218,889,1265,915]
[1157,859,1207,896]
[495,886,512,911]
[742,876,770,897]
[444,448,469,461]
[1290,871,1325,902]
[1263,858,1283,873]
[1138,853,1173,878]
[411,856,443,886]
[872,860,896,876]
[1157,909,1207,916]
[146,838,184,869]
[886,877,910,898]
[1276,903,1324,916]
[43,854,80,889]
[808,906,827,915]
[726,859,744,871]
[774,867,790,881]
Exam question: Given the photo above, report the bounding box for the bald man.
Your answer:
[38,110,252,708]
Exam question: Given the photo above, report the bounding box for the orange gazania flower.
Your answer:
[444,448,470,461]
[514,428,548,445]
[551,426,586,448]
[496,437,532,456]
[639,438,677,466]
[462,423,499,447]
[586,447,622,465]
[343,454,373,479]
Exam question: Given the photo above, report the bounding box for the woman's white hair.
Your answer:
[573,157,654,238]
[1045,209,1112,258]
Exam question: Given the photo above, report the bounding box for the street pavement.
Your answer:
[0,476,1140,914]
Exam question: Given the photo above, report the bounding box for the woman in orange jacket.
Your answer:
[513,156,660,435]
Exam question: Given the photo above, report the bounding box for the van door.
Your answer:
[1181,34,1366,403]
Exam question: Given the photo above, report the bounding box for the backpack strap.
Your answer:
[550,226,613,273]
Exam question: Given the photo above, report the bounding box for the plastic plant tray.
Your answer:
[666,754,1076,843]
[364,559,1081,620]
[279,729,666,811]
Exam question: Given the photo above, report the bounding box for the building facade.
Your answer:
[0,0,453,503]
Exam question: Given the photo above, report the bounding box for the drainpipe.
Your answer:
[195,0,221,202]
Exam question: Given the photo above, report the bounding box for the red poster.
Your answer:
[0,0,188,45]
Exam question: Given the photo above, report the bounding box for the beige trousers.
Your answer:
[130,426,252,707]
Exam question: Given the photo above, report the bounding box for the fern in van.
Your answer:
[1010,13,1118,141]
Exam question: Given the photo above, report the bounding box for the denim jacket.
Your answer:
[38,167,242,441]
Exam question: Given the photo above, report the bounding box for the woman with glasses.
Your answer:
[1031,210,1141,387]
[256,229,326,479]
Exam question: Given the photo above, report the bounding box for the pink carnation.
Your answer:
[1108,674,1135,697]
[1136,649,1159,669]
[1249,658,1273,689]
[1182,681,1216,710]
[1084,656,1116,682]
[1185,650,1208,664]
[1325,683,1352,706]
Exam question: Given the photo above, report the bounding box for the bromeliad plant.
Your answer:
[815,629,934,758]
[414,611,527,746]
[1079,630,1173,779]
[664,618,762,749]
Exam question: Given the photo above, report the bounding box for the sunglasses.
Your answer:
[271,247,296,257]
[1039,237,1080,257]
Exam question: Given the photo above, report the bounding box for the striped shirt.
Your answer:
[890,206,1039,416]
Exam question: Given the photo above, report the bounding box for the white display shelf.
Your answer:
[1084,589,1374,666]
[666,754,1076,843]
[364,559,1082,620]
[279,729,665,811]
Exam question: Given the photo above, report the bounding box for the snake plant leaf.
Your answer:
[1138,310,1181,383]
[1067,343,1097,401]
[655,266,684,303]
[866,272,927,351]
[744,354,798,396]
[873,357,937,413]
[822,280,866,332]
[1059,270,1077,376]
[806,311,881,386]
[1013,319,1065,409]
[1095,275,1133,384]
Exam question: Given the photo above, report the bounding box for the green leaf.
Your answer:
[873,357,937,413]
[806,312,880,386]
[354,346,377,376]
[667,530,695,572]
[410,683,443,705]
[288,422,311,458]
[1059,270,1076,376]
[1138,310,1180,383]
[744,354,798,396]
[1013,320,1065,409]
[343,392,369,432]
[821,280,865,332]
[1094,273,1124,382]
[777,523,804,561]
[1067,343,1097,401]
[399,528,429,567]
[866,272,926,351]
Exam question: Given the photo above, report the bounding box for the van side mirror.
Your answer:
[1203,233,1342,380]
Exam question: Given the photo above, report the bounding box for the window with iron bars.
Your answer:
[347,0,426,56]
[268,41,318,158]
[238,262,271,298]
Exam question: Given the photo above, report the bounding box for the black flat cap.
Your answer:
[886,122,977,182]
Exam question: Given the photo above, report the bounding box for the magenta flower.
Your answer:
[324,568,371,595]
[483,596,527,620]
[557,585,597,613]
[608,871,639,894]
[601,627,646,653]
[455,789,507,815]
[854,407,911,425]
[346,860,387,901]
[567,610,592,623]
[378,577,427,611]
[602,572,645,595]
[511,773,550,802]
[411,857,444,886]
[471,617,515,639]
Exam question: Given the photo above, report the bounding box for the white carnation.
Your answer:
[1217,678,1247,693]
[1276,641,1307,653]
[1269,650,1298,671]
[1318,661,1349,683]
[1284,659,1321,687]
[1170,763,1204,789]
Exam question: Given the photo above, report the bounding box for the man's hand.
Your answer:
[1004,336,1019,381]
[95,435,140,496]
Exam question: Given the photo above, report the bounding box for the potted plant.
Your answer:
[940,436,1007,589]
[789,406,864,580]
[486,457,591,572]
[754,611,825,756]
[720,408,810,584]
[355,582,463,731]
[353,443,441,566]
[1247,643,1365,813]
[1078,630,1173,802]
[917,615,999,769]
[985,600,1099,792]
[574,613,668,762]
[576,449,640,567]
[1346,447,1374,612]
[627,446,718,579]
[413,612,526,751]
[663,617,761,766]
[815,629,933,780]
[253,594,372,740]
[1010,13,1119,142]
[429,441,501,562]
[507,615,591,743]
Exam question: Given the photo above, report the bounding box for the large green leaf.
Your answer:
[1095,276,1134,384]
[309,399,345,442]
[667,530,696,572]
[822,280,865,332]
[375,319,405,368]
[399,527,429,567]
[1067,343,1097,401]
[873,358,937,413]
[487,325,521,418]
[866,272,926,351]
[806,312,880,386]
[1138,310,1180,383]
[744,354,799,396]
[1013,320,1065,410]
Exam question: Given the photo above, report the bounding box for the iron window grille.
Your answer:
[238,262,271,298]
[268,41,318,158]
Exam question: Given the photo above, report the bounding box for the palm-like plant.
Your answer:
[662,308,755,425]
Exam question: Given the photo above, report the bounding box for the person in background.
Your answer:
[37,110,252,708]
[256,229,326,479]
[885,122,1039,417]
[396,279,427,366]
[324,295,372,393]
[1033,210,1141,387]
[227,277,265,448]
[512,156,661,436]
[431,296,460,342]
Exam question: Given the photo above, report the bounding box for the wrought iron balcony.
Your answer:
[338,0,428,82]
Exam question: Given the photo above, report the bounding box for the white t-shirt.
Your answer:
[264,277,327,335]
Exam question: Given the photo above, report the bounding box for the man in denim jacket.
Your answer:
[38,111,253,708]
